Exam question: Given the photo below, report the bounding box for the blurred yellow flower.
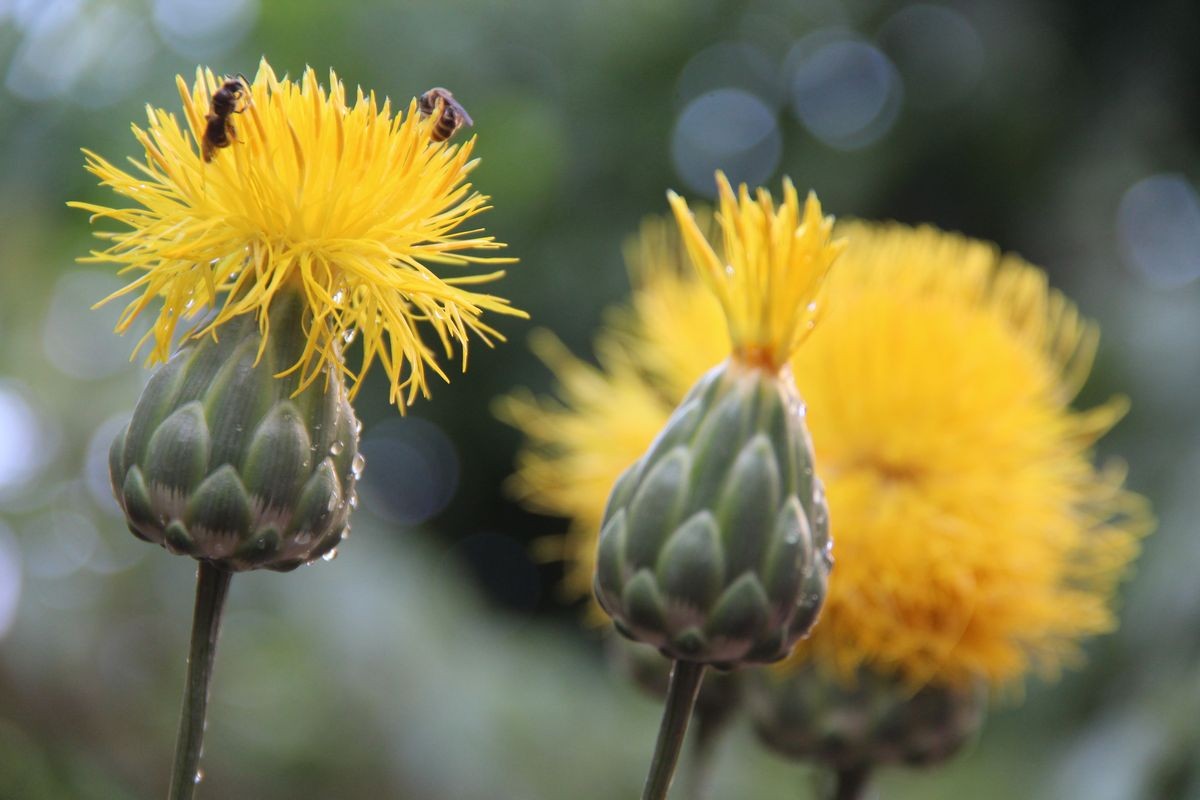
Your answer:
[71,59,522,408]
[501,213,1150,689]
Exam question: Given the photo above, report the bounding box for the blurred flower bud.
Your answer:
[748,663,986,771]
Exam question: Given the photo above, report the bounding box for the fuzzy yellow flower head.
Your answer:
[71,59,523,407]
[502,215,1150,689]
[667,172,843,371]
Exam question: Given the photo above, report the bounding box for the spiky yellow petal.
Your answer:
[70,59,524,408]
[501,215,1150,689]
[667,172,843,371]
[495,329,673,605]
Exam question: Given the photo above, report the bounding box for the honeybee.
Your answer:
[202,75,250,162]
[418,87,473,142]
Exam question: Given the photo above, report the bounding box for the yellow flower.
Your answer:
[70,59,523,408]
[667,172,842,371]
[501,212,1150,689]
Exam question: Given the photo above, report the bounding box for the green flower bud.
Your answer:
[594,359,832,668]
[108,293,362,572]
[747,664,986,771]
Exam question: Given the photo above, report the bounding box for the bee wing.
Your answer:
[453,101,473,128]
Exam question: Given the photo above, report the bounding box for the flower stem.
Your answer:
[642,660,706,800]
[168,562,232,800]
[832,765,872,800]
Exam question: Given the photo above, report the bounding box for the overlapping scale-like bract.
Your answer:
[748,664,986,770]
[108,293,360,572]
[594,359,831,668]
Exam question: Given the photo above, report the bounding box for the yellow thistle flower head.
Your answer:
[501,214,1151,690]
[667,171,843,372]
[70,58,524,408]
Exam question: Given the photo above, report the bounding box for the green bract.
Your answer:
[748,665,986,770]
[594,359,832,668]
[108,293,361,572]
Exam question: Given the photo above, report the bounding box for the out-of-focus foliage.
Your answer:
[0,0,1197,797]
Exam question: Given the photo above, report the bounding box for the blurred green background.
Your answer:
[1,0,1198,797]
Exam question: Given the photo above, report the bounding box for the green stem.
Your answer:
[642,660,706,800]
[168,562,232,800]
[832,764,872,800]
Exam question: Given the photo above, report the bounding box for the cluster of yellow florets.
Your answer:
[72,59,523,408]
[74,59,1149,693]
[667,173,843,371]
[503,189,1149,689]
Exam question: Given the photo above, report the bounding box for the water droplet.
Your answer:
[194,770,204,784]
[295,531,313,545]
[354,419,363,434]
[351,452,366,477]
[806,301,817,313]
[343,328,358,344]
[347,493,358,510]
[340,525,351,540]
[329,441,344,456]
[321,548,338,562]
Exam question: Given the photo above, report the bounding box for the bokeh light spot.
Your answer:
[22,510,99,579]
[1117,173,1200,289]
[671,88,781,197]
[788,34,903,150]
[878,4,984,110]
[152,0,258,59]
[359,417,460,526]
[676,42,781,108]
[0,381,51,498]
[84,414,130,515]
[4,0,156,106]
[42,271,147,380]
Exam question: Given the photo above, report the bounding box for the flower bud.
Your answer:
[108,293,361,571]
[748,664,986,770]
[594,359,832,668]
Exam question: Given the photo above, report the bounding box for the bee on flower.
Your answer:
[71,59,523,799]
[73,59,522,410]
